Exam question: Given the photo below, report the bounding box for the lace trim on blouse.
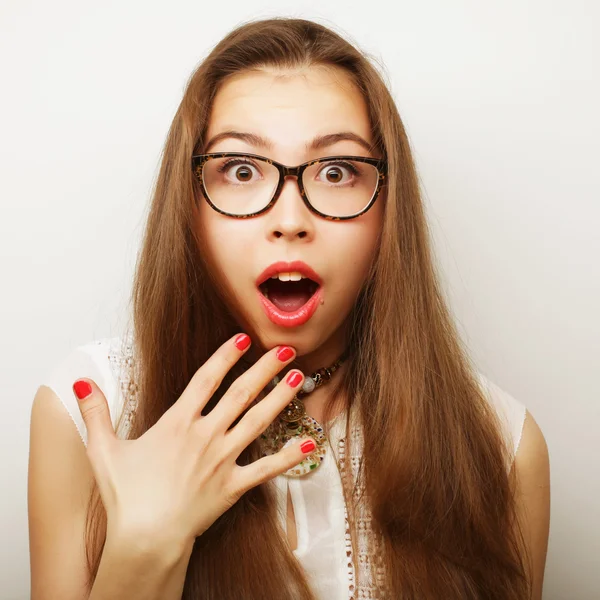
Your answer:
[336,423,387,599]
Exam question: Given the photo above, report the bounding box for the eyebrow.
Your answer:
[203,130,376,154]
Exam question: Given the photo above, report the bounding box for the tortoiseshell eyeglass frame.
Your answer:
[191,152,388,220]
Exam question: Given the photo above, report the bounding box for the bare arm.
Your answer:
[28,386,194,600]
[512,409,551,600]
[29,385,95,600]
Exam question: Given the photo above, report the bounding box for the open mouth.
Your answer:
[258,278,320,313]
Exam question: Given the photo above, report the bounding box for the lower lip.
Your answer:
[257,284,323,328]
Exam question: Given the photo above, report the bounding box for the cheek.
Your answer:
[195,206,252,279]
[209,225,252,273]
[345,208,383,264]
[328,222,381,294]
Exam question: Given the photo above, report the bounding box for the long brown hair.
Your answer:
[84,17,531,599]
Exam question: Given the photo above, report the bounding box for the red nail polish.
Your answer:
[285,371,303,387]
[276,346,294,361]
[300,439,316,454]
[73,380,92,401]
[234,334,251,350]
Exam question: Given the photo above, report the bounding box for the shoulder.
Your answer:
[475,373,550,598]
[513,410,551,599]
[513,409,550,499]
[29,336,132,598]
[39,334,134,447]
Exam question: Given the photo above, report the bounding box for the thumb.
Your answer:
[72,378,116,447]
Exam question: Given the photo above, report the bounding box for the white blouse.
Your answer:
[42,336,527,600]
[272,410,350,599]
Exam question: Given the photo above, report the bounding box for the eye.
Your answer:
[216,158,263,184]
[315,161,360,185]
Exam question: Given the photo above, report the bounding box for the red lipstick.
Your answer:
[255,260,323,328]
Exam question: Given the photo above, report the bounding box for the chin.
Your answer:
[249,326,323,354]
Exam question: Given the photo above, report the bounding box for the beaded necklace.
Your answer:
[259,349,349,477]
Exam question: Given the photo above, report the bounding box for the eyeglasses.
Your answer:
[191,152,388,220]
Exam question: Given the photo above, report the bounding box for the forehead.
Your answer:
[205,66,373,152]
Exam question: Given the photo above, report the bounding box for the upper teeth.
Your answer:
[270,271,307,282]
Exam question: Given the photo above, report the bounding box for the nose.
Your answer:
[266,174,314,241]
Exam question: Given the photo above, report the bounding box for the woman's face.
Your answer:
[195,65,384,372]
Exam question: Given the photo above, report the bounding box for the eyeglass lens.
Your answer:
[201,156,379,217]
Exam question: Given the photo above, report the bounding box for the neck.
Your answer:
[247,325,350,422]
[288,322,348,374]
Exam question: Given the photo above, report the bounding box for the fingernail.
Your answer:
[285,371,303,388]
[73,380,92,401]
[234,334,251,350]
[300,439,316,454]
[276,346,294,361]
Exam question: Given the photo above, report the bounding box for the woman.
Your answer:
[28,17,550,600]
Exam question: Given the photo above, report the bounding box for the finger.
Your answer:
[176,333,254,421]
[72,378,117,449]
[224,369,305,457]
[206,345,297,433]
[234,436,317,493]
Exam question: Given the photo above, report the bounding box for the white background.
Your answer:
[1,1,598,598]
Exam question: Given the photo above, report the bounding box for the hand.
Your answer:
[72,334,314,550]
